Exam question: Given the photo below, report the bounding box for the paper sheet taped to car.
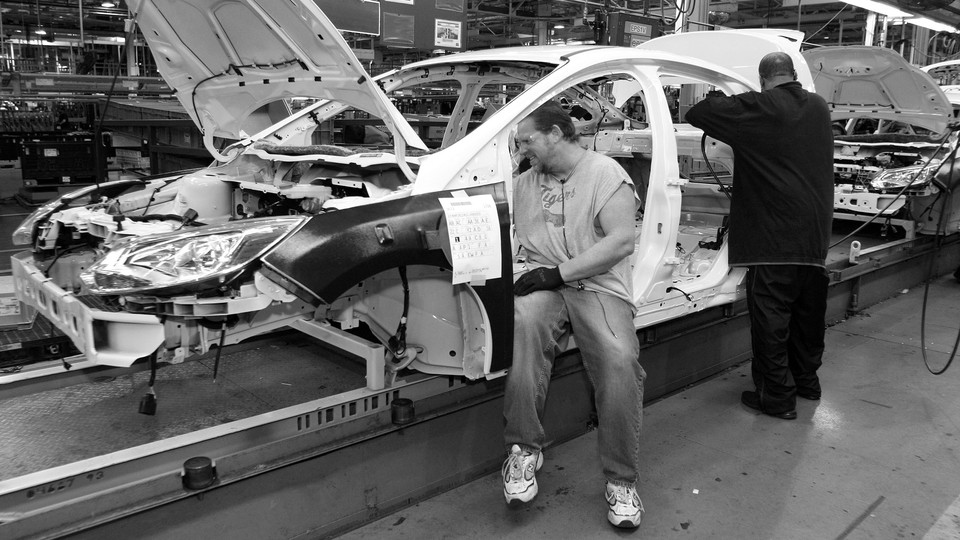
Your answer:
[439,193,502,285]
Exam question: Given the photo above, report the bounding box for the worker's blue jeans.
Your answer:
[504,287,644,486]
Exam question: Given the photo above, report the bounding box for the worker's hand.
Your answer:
[513,266,563,296]
[300,197,325,213]
[299,187,333,213]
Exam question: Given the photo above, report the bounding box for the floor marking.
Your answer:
[859,399,893,409]
[835,495,885,540]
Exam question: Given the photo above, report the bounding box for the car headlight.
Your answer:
[11,180,145,246]
[81,216,306,294]
[869,160,941,192]
[12,198,67,246]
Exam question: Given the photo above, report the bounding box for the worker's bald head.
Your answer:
[759,52,795,79]
[758,52,797,90]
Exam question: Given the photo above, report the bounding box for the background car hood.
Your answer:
[127,0,424,157]
[922,59,960,86]
[943,86,960,110]
[637,29,815,91]
[804,46,950,134]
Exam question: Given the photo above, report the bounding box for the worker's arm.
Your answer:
[685,96,742,144]
[557,182,636,282]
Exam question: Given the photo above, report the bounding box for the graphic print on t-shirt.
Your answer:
[540,182,575,228]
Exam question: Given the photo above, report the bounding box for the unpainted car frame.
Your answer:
[806,46,959,236]
[10,2,913,391]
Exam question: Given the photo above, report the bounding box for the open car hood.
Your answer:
[127,0,425,158]
[804,46,950,134]
[637,29,814,91]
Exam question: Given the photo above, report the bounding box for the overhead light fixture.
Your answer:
[101,2,117,7]
[841,0,958,32]
[904,16,958,33]
[554,24,565,29]
[35,29,46,35]
[842,0,911,18]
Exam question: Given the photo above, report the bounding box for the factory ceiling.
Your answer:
[0,0,956,56]
[466,0,956,47]
[0,0,129,42]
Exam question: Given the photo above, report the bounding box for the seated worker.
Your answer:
[503,100,646,530]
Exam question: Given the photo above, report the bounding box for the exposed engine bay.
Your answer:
[28,147,418,295]
[831,134,951,220]
[835,146,937,188]
[834,135,948,190]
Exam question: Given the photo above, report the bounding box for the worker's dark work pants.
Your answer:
[745,264,829,413]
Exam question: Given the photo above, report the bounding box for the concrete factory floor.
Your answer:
[340,274,960,540]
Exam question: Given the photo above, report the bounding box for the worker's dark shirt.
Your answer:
[685,81,834,267]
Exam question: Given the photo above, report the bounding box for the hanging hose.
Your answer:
[920,259,960,375]
[385,265,422,385]
[696,133,732,251]
[920,135,960,375]
[700,133,732,201]
[387,266,410,361]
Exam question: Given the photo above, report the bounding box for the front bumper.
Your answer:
[11,252,165,367]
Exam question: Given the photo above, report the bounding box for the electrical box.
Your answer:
[19,134,103,188]
[605,13,660,47]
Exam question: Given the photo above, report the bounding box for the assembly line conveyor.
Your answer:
[0,226,958,540]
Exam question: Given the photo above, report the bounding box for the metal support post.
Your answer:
[865,12,877,46]
[290,318,386,390]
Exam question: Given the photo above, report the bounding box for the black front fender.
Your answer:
[260,182,513,372]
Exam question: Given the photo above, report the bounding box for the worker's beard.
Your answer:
[526,155,543,173]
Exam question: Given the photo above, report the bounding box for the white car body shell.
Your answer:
[11,5,814,383]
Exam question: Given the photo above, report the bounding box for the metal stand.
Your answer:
[290,318,386,390]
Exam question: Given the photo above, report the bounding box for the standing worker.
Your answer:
[502,100,646,529]
[685,52,834,420]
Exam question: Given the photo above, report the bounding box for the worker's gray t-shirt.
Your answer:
[513,150,635,305]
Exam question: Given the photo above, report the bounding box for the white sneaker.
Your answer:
[606,482,644,528]
[502,444,543,506]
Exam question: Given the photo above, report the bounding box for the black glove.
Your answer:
[514,266,564,296]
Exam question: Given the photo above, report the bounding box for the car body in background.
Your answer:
[10,4,810,387]
[921,59,960,119]
[804,46,959,236]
